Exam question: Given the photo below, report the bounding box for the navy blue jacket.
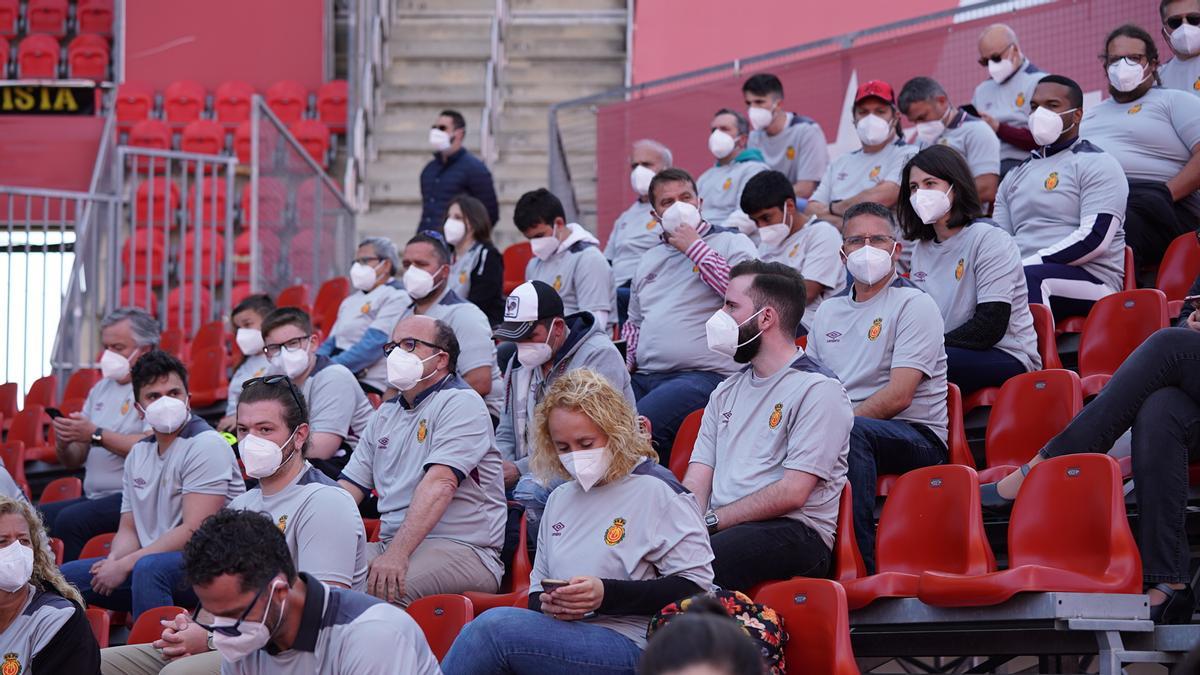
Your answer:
[419,148,500,232]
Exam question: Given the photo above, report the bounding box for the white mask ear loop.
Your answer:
[736,307,766,347]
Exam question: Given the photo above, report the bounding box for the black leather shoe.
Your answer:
[1150,584,1195,625]
[979,464,1030,512]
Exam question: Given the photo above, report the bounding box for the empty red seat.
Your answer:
[17,35,59,79]
[754,579,860,675]
[119,282,158,314]
[316,80,348,133]
[242,177,287,229]
[289,119,331,168]
[187,177,229,225]
[63,369,100,402]
[668,409,702,481]
[1157,233,1200,303]
[180,119,225,159]
[179,229,225,284]
[129,119,171,151]
[313,277,351,332]
[0,0,16,37]
[276,284,311,310]
[214,80,254,125]
[918,454,1141,606]
[234,229,280,281]
[134,177,180,227]
[233,121,252,164]
[121,229,169,286]
[502,242,532,294]
[164,284,214,334]
[1077,289,1169,397]
[464,509,533,613]
[115,82,155,132]
[24,375,56,410]
[189,320,227,352]
[265,80,307,125]
[163,80,206,124]
[26,0,68,37]
[0,440,26,488]
[77,0,114,36]
[9,408,52,465]
[975,370,1083,483]
[159,328,184,358]
[66,34,108,80]
[39,476,82,504]
[408,595,474,662]
[0,36,8,76]
[187,344,227,407]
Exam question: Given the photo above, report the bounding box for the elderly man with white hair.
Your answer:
[606,139,673,323]
[971,23,1047,177]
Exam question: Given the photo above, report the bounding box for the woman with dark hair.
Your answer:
[443,193,505,325]
[640,598,769,675]
[898,145,1040,394]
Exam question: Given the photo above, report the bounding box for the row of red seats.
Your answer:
[0,32,107,79]
[116,80,347,132]
[0,0,112,39]
[131,175,318,231]
[128,116,333,169]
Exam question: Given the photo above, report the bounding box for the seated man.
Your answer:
[743,170,845,332]
[743,73,830,199]
[697,109,769,229]
[624,168,757,458]
[607,139,674,290]
[683,260,853,592]
[899,76,1001,204]
[183,509,440,674]
[218,293,275,432]
[262,307,374,480]
[517,188,616,328]
[994,74,1128,319]
[47,307,158,562]
[338,315,506,606]
[971,24,1046,176]
[60,350,245,619]
[493,280,634,534]
[317,236,409,395]
[808,202,949,572]
[396,232,504,417]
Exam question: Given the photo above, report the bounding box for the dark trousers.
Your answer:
[1042,327,1200,583]
[710,517,831,593]
[946,346,1026,395]
[38,493,122,562]
[631,370,726,464]
[616,282,631,326]
[1125,180,1194,270]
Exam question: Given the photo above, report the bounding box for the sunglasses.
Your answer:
[977,43,1014,67]
[382,337,447,357]
[1167,13,1200,30]
[242,375,305,414]
[194,581,272,637]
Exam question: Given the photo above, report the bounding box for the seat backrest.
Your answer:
[1157,233,1200,302]
[63,369,100,402]
[189,345,227,387]
[134,177,181,224]
[876,465,995,575]
[407,594,474,661]
[67,33,108,79]
[945,383,974,469]
[25,375,57,409]
[85,607,110,648]
[362,517,380,542]
[1009,454,1140,589]
[1078,289,1168,380]
[115,82,154,122]
[0,441,26,485]
[18,34,59,78]
[129,119,171,150]
[181,120,224,156]
[985,369,1082,469]
[265,80,307,124]
[189,320,227,351]
[668,409,703,481]
[159,328,185,358]
[314,277,351,330]
[832,483,865,582]
[79,531,115,560]
[502,242,533,293]
[317,80,348,129]
[504,510,532,594]
[276,284,311,309]
[0,2,16,35]
[754,579,860,675]
[77,0,114,35]
[8,408,43,449]
[1123,246,1136,292]
[163,80,205,123]
[0,383,18,418]
[48,537,63,565]
[1028,303,1063,370]
[128,606,187,645]
[214,80,254,124]
[38,476,82,504]
[164,285,214,333]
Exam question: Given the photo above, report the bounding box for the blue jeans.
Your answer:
[61,550,194,619]
[945,346,1026,395]
[38,493,122,563]
[631,370,726,464]
[440,606,641,675]
[848,417,947,574]
[616,284,631,325]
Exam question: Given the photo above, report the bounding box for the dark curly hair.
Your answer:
[184,509,296,592]
[131,349,189,401]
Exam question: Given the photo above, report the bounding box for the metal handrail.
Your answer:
[252,96,356,212]
[480,0,505,165]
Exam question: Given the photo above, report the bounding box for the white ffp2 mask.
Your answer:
[660,201,701,234]
[855,113,892,146]
[349,262,378,291]
[987,56,1017,83]
[561,447,610,491]
[747,106,773,131]
[428,128,452,151]
[403,265,439,300]
[707,129,737,159]
[100,349,132,380]
[1028,106,1077,147]
[240,430,297,480]
[1170,23,1200,56]
[142,396,190,434]
[235,329,264,357]
[845,243,896,286]
[909,186,953,225]
[442,217,467,245]
[630,165,655,196]
[705,307,764,358]
[386,349,440,391]
[0,541,33,593]
[1107,58,1149,93]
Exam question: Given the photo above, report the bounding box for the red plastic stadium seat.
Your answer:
[26,0,67,37]
[464,510,533,613]
[276,284,311,310]
[66,34,109,80]
[1123,245,1136,292]
[265,80,307,125]
[242,177,287,229]
[313,277,351,332]
[843,465,995,610]
[214,80,254,125]
[180,119,225,157]
[77,0,114,36]
[115,82,155,132]
[1077,289,1168,398]
[961,304,1062,414]
[120,282,158,315]
[121,229,168,286]
[362,518,380,542]
[187,345,228,407]
[159,328,184,358]
[24,375,57,410]
[63,369,100,402]
[832,483,865,583]
[190,321,226,353]
[234,229,280,281]
[0,0,16,37]
[918,454,1141,606]
[975,370,1082,483]
[289,119,331,168]
[0,440,26,487]
[878,383,972,496]
[164,284,214,334]
[163,80,205,125]
[129,119,172,151]
[179,229,225,284]
[408,595,474,662]
[316,80,348,133]
[85,607,110,648]
[366,392,382,409]
[17,35,60,79]
[233,121,252,164]
[502,242,532,294]
[0,383,15,423]
[1157,233,1200,303]
[754,579,860,675]
[128,606,186,645]
[187,177,229,225]
[134,177,180,226]
[39,476,82,504]
[0,37,8,74]
[668,409,702,481]
[79,532,114,560]
[48,537,63,565]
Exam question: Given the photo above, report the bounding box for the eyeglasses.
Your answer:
[262,335,311,359]
[382,337,447,357]
[193,581,271,637]
[1102,54,1148,67]
[242,375,306,415]
[1167,13,1200,30]
[843,234,896,250]
[353,256,382,266]
[977,43,1014,67]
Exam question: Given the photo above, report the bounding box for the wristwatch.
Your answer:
[207,632,215,651]
[704,510,719,535]
[90,428,104,446]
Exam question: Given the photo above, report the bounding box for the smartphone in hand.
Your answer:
[45,407,64,420]
[540,578,570,594]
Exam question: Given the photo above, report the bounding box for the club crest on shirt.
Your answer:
[604,518,626,546]
[459,271,468,285]
[722,177,733,191]
[360,302,371,314]
[937,137,950,146]
[645,218,657,231]
[121,400,130,415]
[868,317,883,341]
[416,419,428,443]
[552,275,563,291]
[1193,76,1200,91]
[954,258,965,281]
[768,403,783,429]
[252,368,265,378]
[869,165,881,180]
[1044,172,1059,190]
[277,515,288,533]
[692,265,700,274]
[1127,104,1143,115]
[786,146,796,160]
[788,243,800,258]
[2,652,21,675]
[1015,92,1025,108]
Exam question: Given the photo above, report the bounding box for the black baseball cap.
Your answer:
[493,280,565,340]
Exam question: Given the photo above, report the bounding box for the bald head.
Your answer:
[978,24,1019,58]
[391,314,460,373]
[631,139,672,172]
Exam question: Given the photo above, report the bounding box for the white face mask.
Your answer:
[443,217,467,246]
[240,430,297,480]
[0,541,33,593]
[707,129,737,159]
[349,262,378,292]
[987,54,1017,83]
[1170,23,1200,56]
[211,580,287,663]
[100,349,133,380]
[561,447,610,491]
[909,185,953,225]
[529,225,560,261]
[403,264,440,300]
[386,348,441,392]
[1107,58,1149,93]
[914,119,945,144]
[855,113,892,146]
[142,395,190,434]
[747,105,773,131]
[757,202,790,249]
[629,165,655,197]
[725,210,756,235]
[845,243,896,286]
[428,127,452,152]
[235,329,264,357]
[517,323,555,369]
[1028,105,1078,147]
[660,200,701,234]
[705,307,764,358]
[269,343,310,379]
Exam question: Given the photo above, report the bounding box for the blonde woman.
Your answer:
[0,496,100,673]
[441,369,715,675]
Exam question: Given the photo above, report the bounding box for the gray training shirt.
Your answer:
[525,225,617,320]
[302,356,374,454]
[971,59,1047,162]
[696,156,769,227]
[81,377,148,498]
[756,219,846,330]
[747,112,830,184]
[226,354,271,417]
[1160,55,1200,98]
[402,289,505,416]
[811,138,918,207]
[604,200,663,287]
[917,109,1001,179]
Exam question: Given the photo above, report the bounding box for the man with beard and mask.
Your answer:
[517,188,616,329]
[60,351,244,620]
[492,281,634,539]
[606,139,674,291]
[1160,0,1200,96]
[744,170,844,333]
[262,308,373,481]
[898,76,1001,204]
[696,109,768,233]
[994,75,1129,320]
[681,260,852,593]
[742,73,829,199]
[338,315,506,607]
[396,232,504,418]
[317,237,408,395]
[418,109,498,233]
[971,25,1047,176]
[183,509,440,674]
[623,168,757,460]
[1081,23,1200,270]
[807,203,948,573]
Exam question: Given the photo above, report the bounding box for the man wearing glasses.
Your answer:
[1160,0,1200,97]
[338,315,506,607]
[970,24,1047,177]
[807,202,949,573]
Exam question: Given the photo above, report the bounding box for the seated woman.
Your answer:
[440,369,714,675]
[981,318,1200,624]
[443,193,505,326]
[0,496,100,673]
[898,144,1041,394]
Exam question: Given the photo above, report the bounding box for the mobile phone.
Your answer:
[45,407,63,420]
[540,578,570,593]
[960,104,980,117]
[1185,295,1200,303]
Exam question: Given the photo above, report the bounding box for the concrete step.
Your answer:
[387,58,489,88]
[375,130,483,154]
[392,16,493,41]
[377,108,484,134]
[510,0,626,10]
[504,58,624,86]
[505,21,625,59]
[395,0,494,12]
[358,204,423,241]
[502,79,616,105]
[381,82,486,106]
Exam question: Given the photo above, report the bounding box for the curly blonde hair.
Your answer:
[530,369,657,486]
[0,497,83,606]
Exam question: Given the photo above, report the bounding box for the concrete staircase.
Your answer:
[359,0,627,248]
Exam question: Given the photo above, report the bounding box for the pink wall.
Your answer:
[0,116,104,190]
[123,0,326,91]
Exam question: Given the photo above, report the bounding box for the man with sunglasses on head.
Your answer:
[338,315,507,607]
[182,509,440,674]
[971,24,1047,177]
[262,307,374,482]
[419,109,499,234]
[1161,0,1200,97]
